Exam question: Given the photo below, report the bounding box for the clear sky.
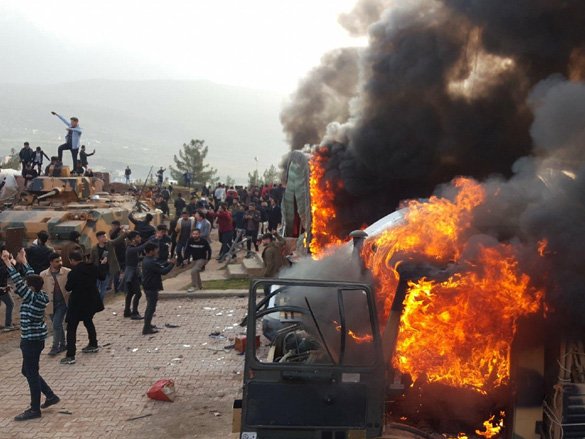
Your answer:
[1,0,365,92]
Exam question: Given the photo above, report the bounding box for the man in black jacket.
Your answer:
[123,231,148,320]
[129,212,156,241]
[174,193,186,217]
[60,252,104,365]
[185,229,212,290]
[141,243,174,335]
[26,231,54,274]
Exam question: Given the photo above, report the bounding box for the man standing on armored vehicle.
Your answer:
[51,111,82,171]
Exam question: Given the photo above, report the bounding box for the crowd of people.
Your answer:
[3,113,292,421]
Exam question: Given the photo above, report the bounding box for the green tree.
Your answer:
[169,139,217,187]
[225,175,235,187]
[247,169,261,187]
[2,148,20,171]
[262,164,280,185]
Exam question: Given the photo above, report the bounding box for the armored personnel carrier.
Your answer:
[0,173,161,254]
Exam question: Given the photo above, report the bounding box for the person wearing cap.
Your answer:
[51,111,82,170]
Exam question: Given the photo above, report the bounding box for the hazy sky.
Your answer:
[1,0,365,92]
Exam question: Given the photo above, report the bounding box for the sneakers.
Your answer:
[81,345,99,354]
[130,313,144,320]
[47,347,60,357]
[142,328,159,335]
[14,408,41,421]
[40,395,60,409]
[60,356,76,365]
[123,311,132,318]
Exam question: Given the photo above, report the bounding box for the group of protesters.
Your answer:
[16,112,97,182]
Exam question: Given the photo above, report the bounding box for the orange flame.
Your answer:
[537,239,548,257]
[362,178,543,392]
[475,413,505,438]
[333,321,374,344]
[309,149,345,256]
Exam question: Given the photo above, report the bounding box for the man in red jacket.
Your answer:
[216,203,234,261]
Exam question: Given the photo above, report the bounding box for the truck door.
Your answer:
[239,279,385,439]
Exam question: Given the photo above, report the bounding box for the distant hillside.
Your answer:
[0,79,288,183]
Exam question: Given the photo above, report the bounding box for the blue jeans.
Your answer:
[20,339,56,412]
[0,292,14,326]
[51,300,67,350]
[97,273,110,302]
[176,241,188,265]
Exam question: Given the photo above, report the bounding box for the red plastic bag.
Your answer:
[147,379,176,402]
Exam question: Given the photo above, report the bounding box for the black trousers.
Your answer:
[125,277,142,314]
[246,229,259,251]
[66,316,97,358]
[143,290,158,331]
[20,339,55,412]
[57,143,79,170]
[219,230,234,257]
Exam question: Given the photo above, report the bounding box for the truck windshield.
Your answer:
[252,283,377,367]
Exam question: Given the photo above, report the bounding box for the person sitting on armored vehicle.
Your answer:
[44,157,62,177]
[22,163,38,186]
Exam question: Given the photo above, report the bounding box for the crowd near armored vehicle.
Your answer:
[0,170,161,254]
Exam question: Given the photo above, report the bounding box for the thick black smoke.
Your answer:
[281,0,585,231]
[280,48,360,149]
[470,79,585,329]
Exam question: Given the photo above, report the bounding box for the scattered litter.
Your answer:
[210,411,221,417]
[201,342,208,346]
[176,315,181,317]
[132,348,139,353]
[182,344,191,348]
[126,413,152,421]
[102,343,112,348]
[112,312,117,316]
[227,314,234,317]
[146,348,160,353]
[147,379,176,402]
[171,357,183,362]
[224,344,235,350]
[58,410,73,415]
[215,312,223,316]
[165,323,180,328]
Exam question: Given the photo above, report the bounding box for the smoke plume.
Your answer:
[281,0,585,231]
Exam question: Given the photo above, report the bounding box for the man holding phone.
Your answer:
[90,230,126,301]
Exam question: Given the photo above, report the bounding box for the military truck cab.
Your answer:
[236,279,386,439]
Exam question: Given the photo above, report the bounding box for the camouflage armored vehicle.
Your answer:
[0,174,161,254]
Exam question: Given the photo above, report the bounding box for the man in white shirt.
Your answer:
[51,111,82,171]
